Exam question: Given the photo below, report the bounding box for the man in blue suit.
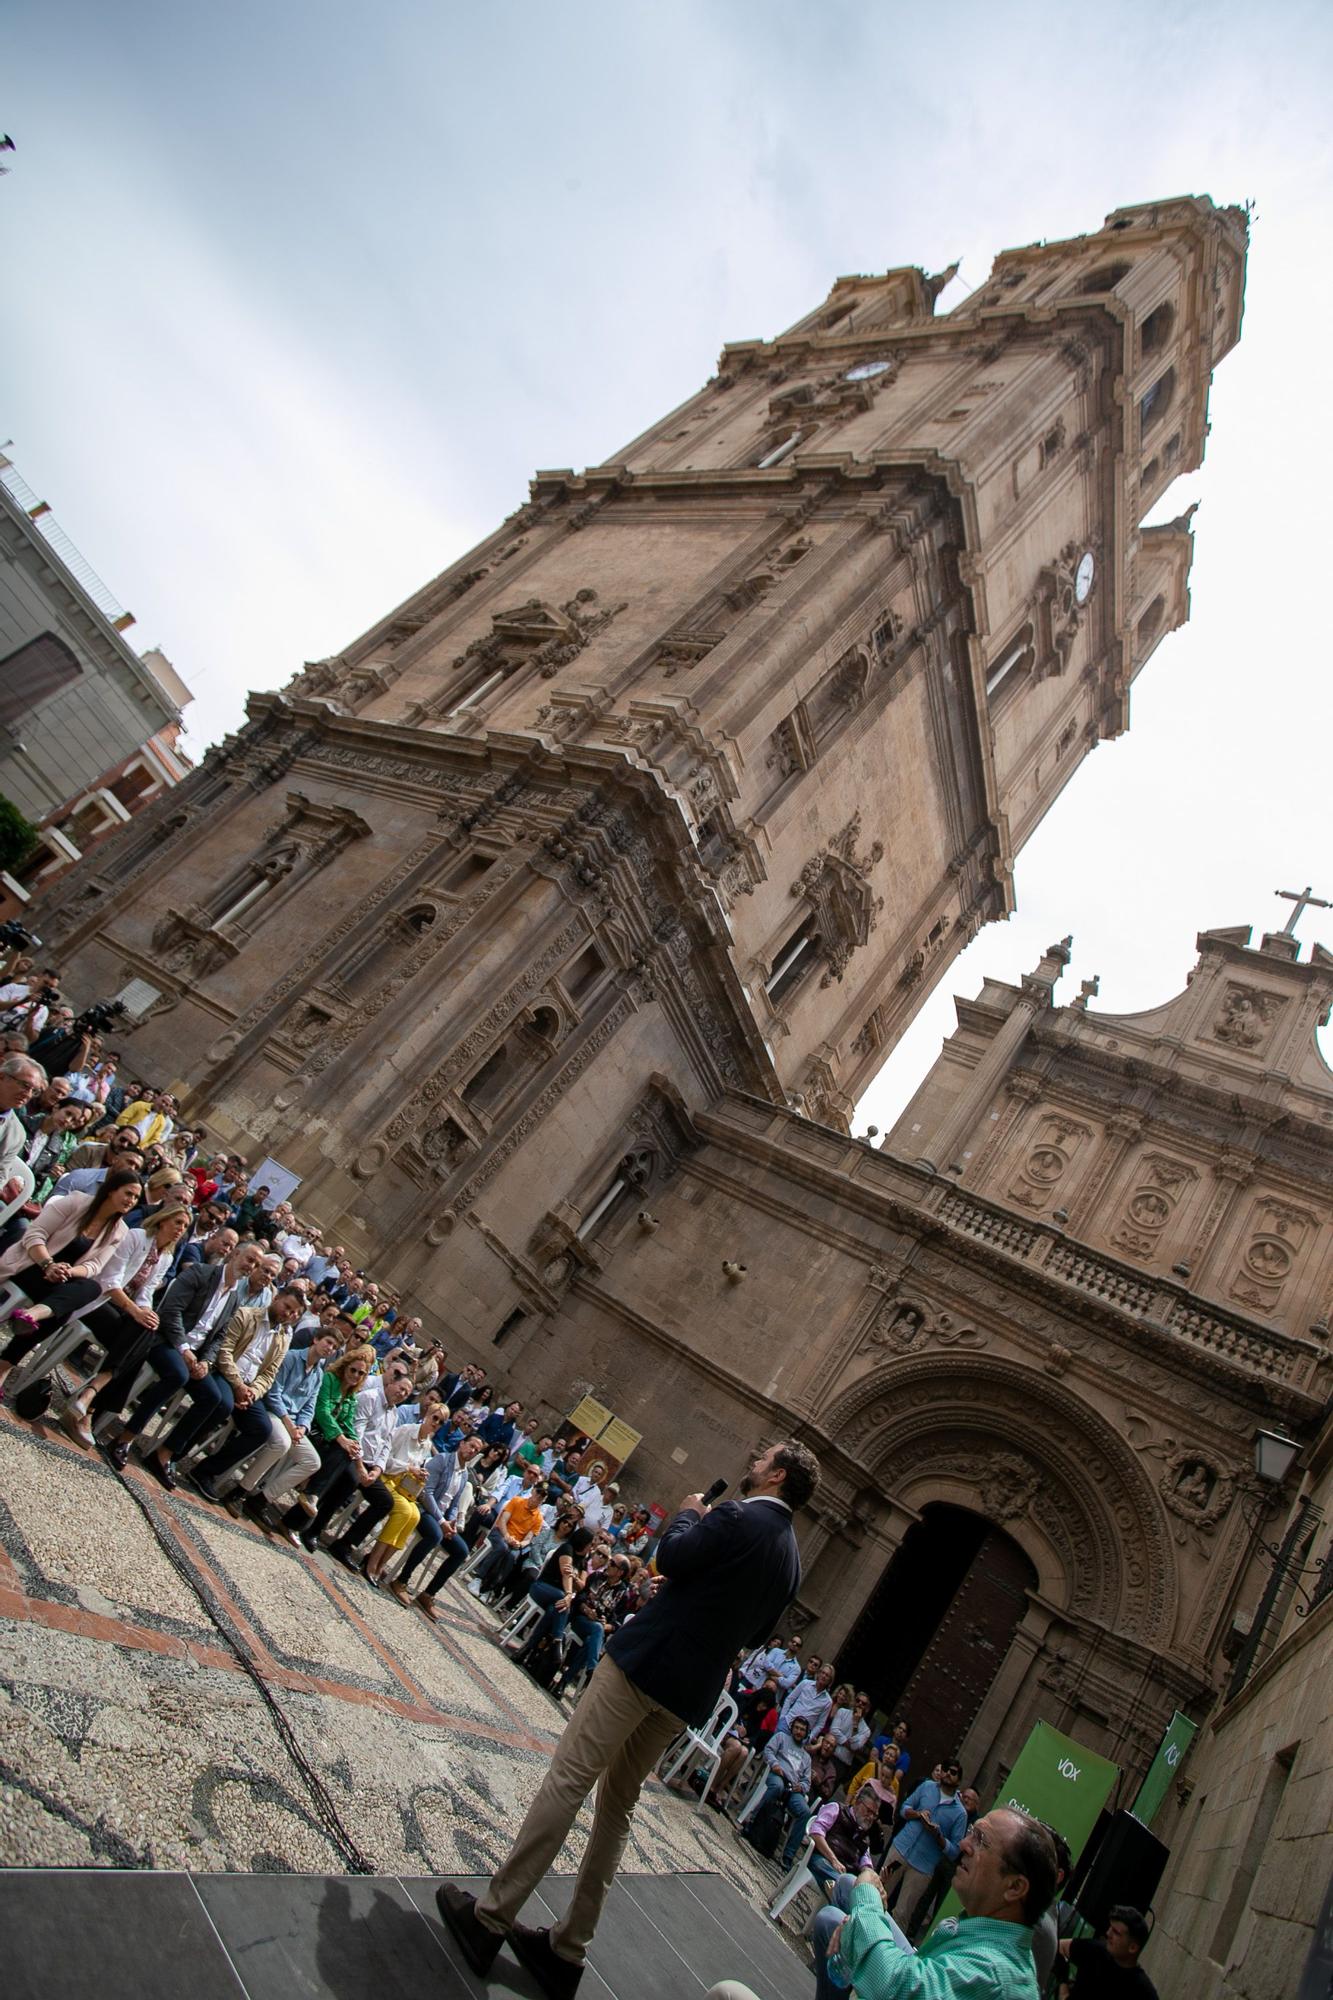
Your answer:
[438,1436,819,1998]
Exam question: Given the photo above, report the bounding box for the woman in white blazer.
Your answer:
[0,1167,143,1393]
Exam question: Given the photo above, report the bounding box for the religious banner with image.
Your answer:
[928,1722,1119,1934]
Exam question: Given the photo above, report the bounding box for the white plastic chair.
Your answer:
[497,1592,544,1649]
[657,1692,738,1815]
[453,1536,490,1587]
[2,1310,98,1403]
[719,1744,761,1811]
[0,1160,34,1231]
[735,1761,772,1827]
[768,1837,818,1919]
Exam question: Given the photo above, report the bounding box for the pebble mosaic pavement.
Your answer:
[0,1407,793,1918]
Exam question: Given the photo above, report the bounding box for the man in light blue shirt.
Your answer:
[778,1658,835,1738]
[882,1757,970,1935]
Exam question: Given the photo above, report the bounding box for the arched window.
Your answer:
[985,622,1035,702]
[806,649,869,747]
[1141,302,1175,357]
[339,904,436,1002]
[1139,367,1176,433]
[460,1002,563,1121]
[1136,596,1166,653]
[1073,260,1132,294]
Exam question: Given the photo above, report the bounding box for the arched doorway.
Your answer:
[838,1503,1037,1772]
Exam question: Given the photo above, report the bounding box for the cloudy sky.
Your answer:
[5,1,1331,1118]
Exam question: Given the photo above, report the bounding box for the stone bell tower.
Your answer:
[35,196,1247,1351]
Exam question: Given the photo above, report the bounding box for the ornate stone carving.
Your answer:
[439,590,627,704]
[791,811,885,987]
[1033,539,1097,679]
[975,1450,1043,1523]
[864,1303,927,1354]
[1109,1152,1198,1262]
[1007,1112,1091,1214]
[825,1358,1173,1641]
[1210,983,1283,1054]
[1228,1196,1319,1316]
[382,919,588,1149]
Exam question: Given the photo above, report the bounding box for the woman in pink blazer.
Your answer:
[0,1167,142,1393]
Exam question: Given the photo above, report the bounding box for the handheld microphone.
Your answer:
[701,1477,728,1508]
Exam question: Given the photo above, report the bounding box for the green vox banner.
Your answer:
[929,1722,1119,1932]
[1131,1711,1197,1826]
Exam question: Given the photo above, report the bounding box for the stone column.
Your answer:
[1065,1109,1145,1233]
[917,938,1072,1175]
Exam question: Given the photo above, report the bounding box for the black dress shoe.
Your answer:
[102,1438,131,1471]
[187,1473,222,1503]
[434,1883,503,1975]
[147,1456,179,1491]
[510,1924,583,1998]
[331,1546,364,1574]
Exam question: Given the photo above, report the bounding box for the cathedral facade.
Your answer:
[33,197,1286,1808]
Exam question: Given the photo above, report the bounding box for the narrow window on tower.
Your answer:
[1139,367,1176,433]
[984,623,1035,704]
[764,913,822,1007]
[752,429,809,470]
[1140,301,1175,357]
[448,662,510,714]
[1136,596,1166,655]
[576,1148,655,1243]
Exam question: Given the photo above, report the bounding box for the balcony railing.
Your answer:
[928,1184,1326,1397]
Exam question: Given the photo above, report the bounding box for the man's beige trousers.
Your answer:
[476,1655,686,1962]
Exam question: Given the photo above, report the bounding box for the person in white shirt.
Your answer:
[54,1202,194,1448]
[363,1401,447,1585]
[574,1465,615,1533]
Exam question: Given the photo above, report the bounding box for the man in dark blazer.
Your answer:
[438,1437,818,1998]
[88,1226,242,1460]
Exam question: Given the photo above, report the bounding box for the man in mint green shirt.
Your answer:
[704,1806,1057,2000]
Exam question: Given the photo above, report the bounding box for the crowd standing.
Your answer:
[0,953,1154,1999]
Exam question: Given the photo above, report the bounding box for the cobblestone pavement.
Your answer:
[0,1408,792,1922]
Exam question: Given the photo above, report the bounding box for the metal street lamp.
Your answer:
[1253,1429,1301,1485]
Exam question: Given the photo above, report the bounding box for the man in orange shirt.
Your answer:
[468,1480,549,1599]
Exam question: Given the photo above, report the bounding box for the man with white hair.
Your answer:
[0,1052,45,1211]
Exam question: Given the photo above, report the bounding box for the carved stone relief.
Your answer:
[1109,1152,1198,1262]
[1006,1112,1092,1214]
[826,1360,1172,1640]
[791,810,885,987]
[1210,983,1284,1055]
[1228,1196,1320,1316]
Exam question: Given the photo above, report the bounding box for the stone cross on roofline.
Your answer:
[1275,885,1331,942]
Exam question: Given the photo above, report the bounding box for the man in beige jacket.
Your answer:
[146,1284,302,1492]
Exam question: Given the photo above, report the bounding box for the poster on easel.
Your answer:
[558,1397,642,1480]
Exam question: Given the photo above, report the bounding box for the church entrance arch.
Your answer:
[838,1503,1037,1773]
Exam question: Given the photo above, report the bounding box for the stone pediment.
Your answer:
[491,598,582,645]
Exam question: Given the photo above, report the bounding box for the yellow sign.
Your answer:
[598,1418,642,1465]
[567,1396,612,1439]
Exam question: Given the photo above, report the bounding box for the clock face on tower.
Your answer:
[1074,551,1096,604]
[844,359,892,382]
